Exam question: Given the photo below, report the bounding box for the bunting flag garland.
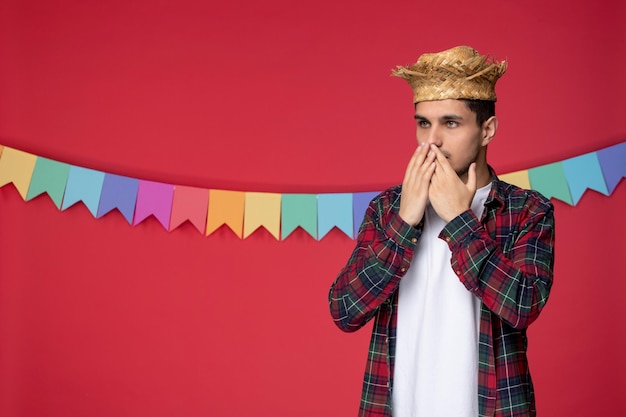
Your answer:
[0,141,624,240]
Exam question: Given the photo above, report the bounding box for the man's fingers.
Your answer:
[466,162,477,191]
[403,146,424,181]
[429,144,452,174]
[425,160,436,182]
[399,145,436,226]
[403,144,433,187]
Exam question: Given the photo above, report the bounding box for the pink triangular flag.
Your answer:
[170,185,210,233]
[133,180,174,229]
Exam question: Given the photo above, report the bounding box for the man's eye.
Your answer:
[418,121,430,128]
[446,121,458,128]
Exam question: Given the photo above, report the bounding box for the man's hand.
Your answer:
[399,144,436,226]
[429,145,477,223]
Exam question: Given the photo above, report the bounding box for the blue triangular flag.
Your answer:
[317,193,353,239]
[562,152,609,204]
[61,166,105,216]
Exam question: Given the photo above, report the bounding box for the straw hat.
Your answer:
[392,46,507,103]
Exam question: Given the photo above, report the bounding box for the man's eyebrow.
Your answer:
[441,114,464,121]
[414,113,464,121]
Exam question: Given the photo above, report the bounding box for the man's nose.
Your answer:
[424,127,442,147]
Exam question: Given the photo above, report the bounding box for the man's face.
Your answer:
[414,99,487,180]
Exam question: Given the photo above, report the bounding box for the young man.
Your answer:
[328,46,556,417]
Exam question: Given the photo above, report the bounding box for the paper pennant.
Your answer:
[206,190,245,238]
[0,147,37,199]
[62,166,106,216]
[26,157,71,208]
[597,142,626,194]
[244,192,281,239]
[317,193,353,239]
[498,170,530,190]
[97,174,139,224]
[170,185,210,233]
[133,181,174,229]
[528,162,573,205]
[281,194,318,239]
[352,192,379,237]
[562,152,609,204]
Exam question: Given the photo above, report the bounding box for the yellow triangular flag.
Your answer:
[243,192,281,239]
[0,147,38,199]
[206,190,245,238]
[500,170,531,190]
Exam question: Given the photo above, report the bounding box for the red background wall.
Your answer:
[1,0,625,416]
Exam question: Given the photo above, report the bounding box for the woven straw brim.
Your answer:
[392,46,507,102]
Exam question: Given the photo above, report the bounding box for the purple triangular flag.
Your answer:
[597,141,626,194]
[352,192,380,237]
[97,174,139,224]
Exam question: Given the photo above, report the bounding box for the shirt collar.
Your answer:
[485,165,506,208]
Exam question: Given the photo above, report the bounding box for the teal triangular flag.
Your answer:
[62,166,106,216]
[528,162,573,205]
[317,193,353,239]
[26,157,71,208]
[562,152,609,204]
[281,194,318,239]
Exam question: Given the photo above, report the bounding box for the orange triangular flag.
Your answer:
[206,190,245,238]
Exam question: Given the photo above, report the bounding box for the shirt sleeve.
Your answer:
[439,195,555,329]
[329,189,421,332]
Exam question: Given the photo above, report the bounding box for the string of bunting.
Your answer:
[0,141,624,240]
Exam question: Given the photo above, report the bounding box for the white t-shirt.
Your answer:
[392,184,491,417]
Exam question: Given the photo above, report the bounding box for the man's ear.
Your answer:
[481,116,498,146]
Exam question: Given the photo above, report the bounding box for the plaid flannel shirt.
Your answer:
[329,173,555,417]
